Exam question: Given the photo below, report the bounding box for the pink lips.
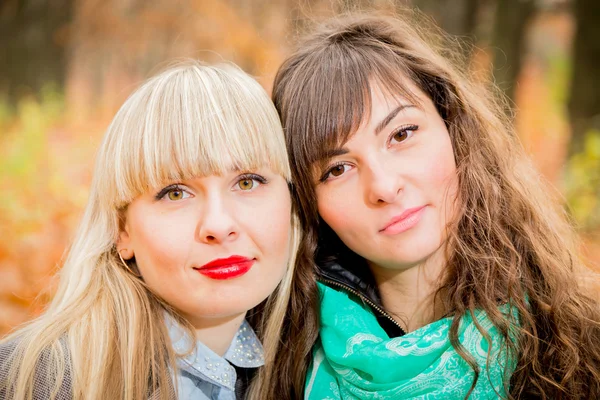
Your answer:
[380,206,427,235]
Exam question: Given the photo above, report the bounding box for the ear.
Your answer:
[117,223,134,260]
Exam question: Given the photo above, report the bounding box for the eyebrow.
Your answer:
[316,103,415,164]
[374,104,414,136]
[317,148,349,163]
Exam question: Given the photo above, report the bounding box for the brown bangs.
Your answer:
[274,36,425,176]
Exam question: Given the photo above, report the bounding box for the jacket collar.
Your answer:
[317,260,407,338]
[318,260,381,306]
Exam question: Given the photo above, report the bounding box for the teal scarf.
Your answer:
[305,282,517,399]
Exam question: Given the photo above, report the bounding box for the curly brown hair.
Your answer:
[262,10,600,400]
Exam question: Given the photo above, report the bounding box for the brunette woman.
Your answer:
[268,12,600,399]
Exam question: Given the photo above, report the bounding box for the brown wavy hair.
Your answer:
[270,11,600,400]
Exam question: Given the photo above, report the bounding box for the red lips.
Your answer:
[195,255,254,280]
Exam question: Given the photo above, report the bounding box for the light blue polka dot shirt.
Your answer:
[167,317,264,400]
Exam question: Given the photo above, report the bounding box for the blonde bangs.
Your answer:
[95,62,290,208]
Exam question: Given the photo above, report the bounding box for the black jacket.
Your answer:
[318,260,407,338]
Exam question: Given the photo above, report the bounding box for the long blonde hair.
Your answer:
[0,61,301,399]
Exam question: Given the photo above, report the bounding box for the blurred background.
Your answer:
[0,0,599,334]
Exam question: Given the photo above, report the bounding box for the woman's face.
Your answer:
[314,80,459,272]
[118,166,292,327]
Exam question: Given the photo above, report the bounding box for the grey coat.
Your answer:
[0,319,262,400]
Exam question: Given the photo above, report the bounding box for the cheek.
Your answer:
[240,190,292,262]
[426,132,457,184]
[129,212,195,273]
[316,186,361,236]
[423,135,459,221]
[263,207,291,255]
[429,157,457,199]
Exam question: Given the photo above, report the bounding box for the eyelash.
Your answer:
[154,184,188,201]
[389,124,419,145]
[318,124,419,183]
[236,173,268,189]
[319,162,346,183]
[153,173,268,200]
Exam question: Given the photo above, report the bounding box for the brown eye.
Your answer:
[330,165,345,177]
[167,189,184,201]
[393,130,409,142]
[390,125,418,144]
[320,163,351,183]
[238,179,255,191]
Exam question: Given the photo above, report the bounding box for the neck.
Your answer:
[184,312,247,356]
[369,246,447,332]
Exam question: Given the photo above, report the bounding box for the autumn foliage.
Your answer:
[0,2,598,335]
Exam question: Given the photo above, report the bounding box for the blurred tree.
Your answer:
[0,0,73,102]
[490,0,536,103]
[65,0,287,119]
[412,0,481,52]
[568,0,600,156]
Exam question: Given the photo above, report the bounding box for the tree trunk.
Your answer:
[568,0,600,155]
[0,0,73,102]
[412,0,481,58]
[414,0,480,37]
[490,0,536,103]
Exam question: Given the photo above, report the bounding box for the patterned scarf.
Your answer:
[305,282,517,399]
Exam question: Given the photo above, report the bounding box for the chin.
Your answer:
[182,305,253,320]
[373,247,441,270]
[201,295,271,318]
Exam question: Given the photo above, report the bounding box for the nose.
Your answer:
[364,157,403,205]
[196,194,238,244]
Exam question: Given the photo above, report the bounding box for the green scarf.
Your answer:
[305,282,517,399]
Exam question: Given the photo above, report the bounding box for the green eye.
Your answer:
[154,184,191,201]
[238,179,255,191]
[234,173,266,191]
[167,189,184,200]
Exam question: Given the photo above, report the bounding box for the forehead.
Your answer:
[281,45,445,181]
[315,77,427,159]
[363,79,426,121]
[109,97,290,208]
[137,162,275,190]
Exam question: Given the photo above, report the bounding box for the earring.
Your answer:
[118,249,140,277]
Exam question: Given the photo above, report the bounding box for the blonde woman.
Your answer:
[0,61,300,399]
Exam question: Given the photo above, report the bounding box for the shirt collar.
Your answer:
[222,319,265,367]
[166,315,264,391]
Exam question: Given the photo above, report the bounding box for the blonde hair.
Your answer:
[0,61,301,399]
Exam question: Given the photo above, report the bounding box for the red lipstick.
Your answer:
[195,256,254,280]
[380,206,427,235]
